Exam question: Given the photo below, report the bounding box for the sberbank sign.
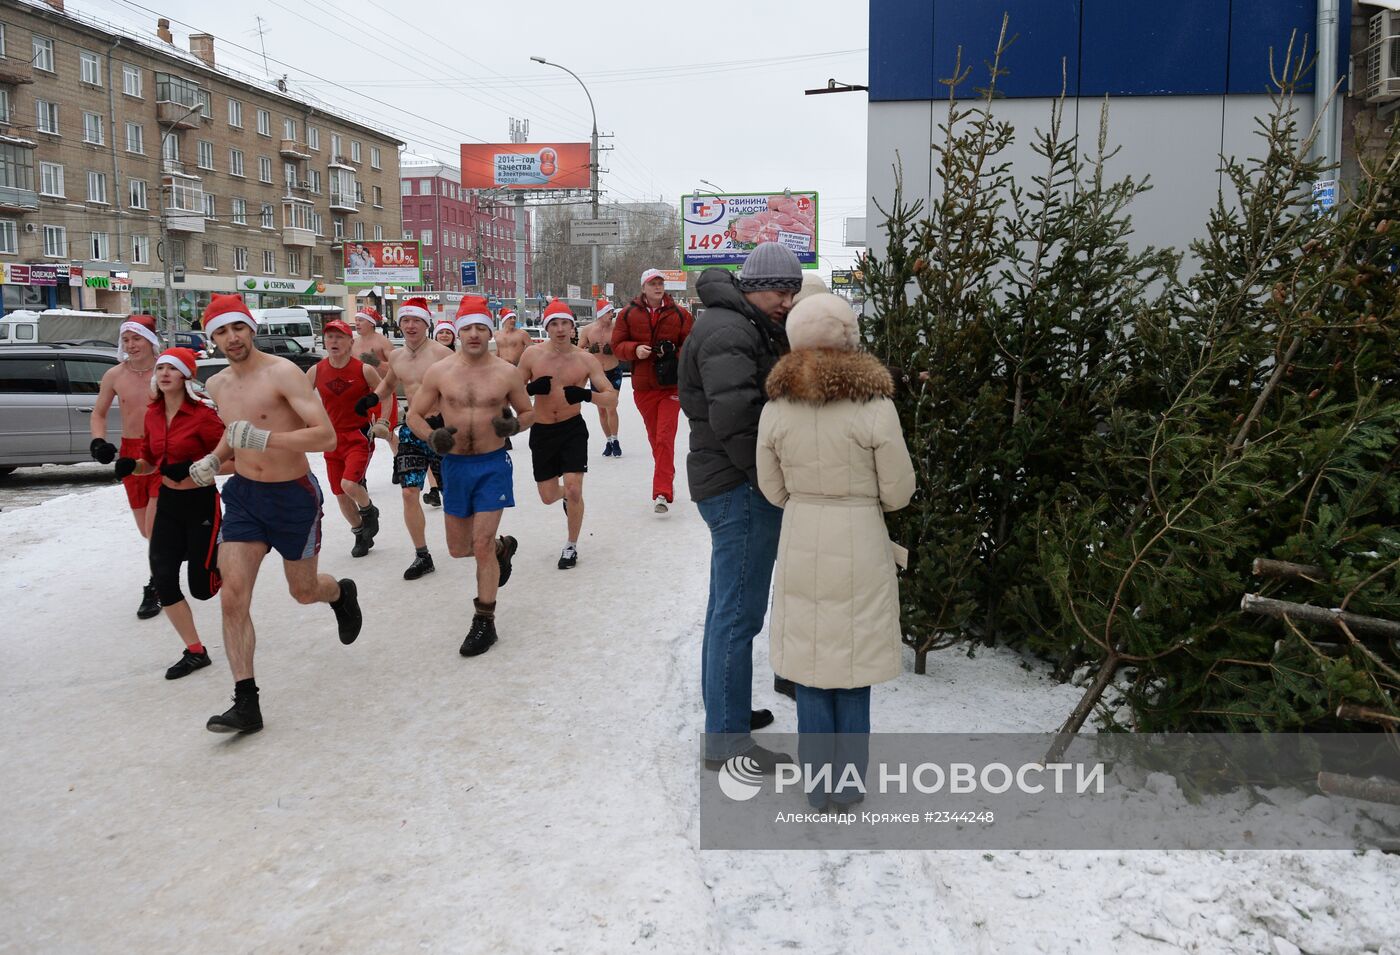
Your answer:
[238,276,320,294]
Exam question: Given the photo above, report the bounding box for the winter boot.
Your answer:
[330,578,362,645]
[422,487,442,508]
[704,744,793,774]
[207,682,262,734]
[358,503,380,543]
[460,599,498,657]
[774,675,797,701]
[350,524,373,558]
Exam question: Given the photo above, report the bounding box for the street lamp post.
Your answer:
[158,101,203,339]
[531,56,598,316]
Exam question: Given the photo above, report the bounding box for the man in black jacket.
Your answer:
[678,242,804,772]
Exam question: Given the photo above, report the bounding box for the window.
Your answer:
[228,98,242,128]
[0,357,59,390]
[203,242,217,269]
[373,185,382,207]
[284,201,311,231]
[371,146,381,170]
[0,23,6,58]
[90,231,109,260]
[155,74,206,112]
[203,193,216,220]
[0,143,33,193]
[42,224,65,257]
[309,170,321,195]
[0,90,9,125]
[125,122,143,154]
[32,36,54,73]
[86,171,107,204]
[350,141,361,163]
[353,221,364,240]
[39,162,63,197]
[333,217,344,239]
[417,179,429,196]
[421,229,433,246]
[82,112,103,145]
[283,117,296,140]
[132,235,150,264]
[312,255,323,276]
[283,161,297,188]
[258,156,271,183]
[260,203,274,229]
[256,109,270,136]
[307,126,319,150]
[229,148,244,177]
[0,219,15,254]
[36,101,58,135]
[167,238,186,267]
[129,179,147,209]
[403,229,414,240]
[354,181,364,204]
[123,64,141,97]
[331,134,342,157]
[287,250,301,275]
[234,246,248,272]
[231,197,246,225]
[162,135,179,163]
[311,212,323,236]
[374,224,383,240]
[80,50,102,86]
[400,180,410,197]
[262,249,275,274]
[196,140,214,170]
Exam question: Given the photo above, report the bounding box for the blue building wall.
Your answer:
[869,0,1338,102]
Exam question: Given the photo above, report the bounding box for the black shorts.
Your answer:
[528,415,589,483]
[597,366,623,391]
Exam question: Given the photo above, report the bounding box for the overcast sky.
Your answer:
[79,0,871,278]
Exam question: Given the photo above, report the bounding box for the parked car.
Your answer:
[0,345,123,475]
[195,357,229,383]
[173,330,210,354]
[254,334,321,370]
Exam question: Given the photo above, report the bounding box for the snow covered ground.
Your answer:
[1,381,1397,954]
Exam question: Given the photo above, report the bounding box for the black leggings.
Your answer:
[148,485,221,607]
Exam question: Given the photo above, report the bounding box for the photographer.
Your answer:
[610,268,694,512]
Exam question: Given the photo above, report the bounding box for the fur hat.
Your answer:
[792,272,829,305]
[785,293,860,352]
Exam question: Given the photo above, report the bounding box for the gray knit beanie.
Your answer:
[737,242,804,292]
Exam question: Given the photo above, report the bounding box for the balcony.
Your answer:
[156,100,205,129]
[283,226,315,248]
[283,180,311,199]
[329,154,356,170]
[280,139,311,160]
[0,59,34,85]
[0,184,38,212]
[329,190,359,212]
[162,172,205,234]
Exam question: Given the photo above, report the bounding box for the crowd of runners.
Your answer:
[97,270,692,735]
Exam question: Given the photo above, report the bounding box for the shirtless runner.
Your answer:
[367,297,454,580]
[408,295,533,657]
[354,306,398,454]
[90,313,166,619]
[493,309,532,366]
[420,319,458,508]
[519,299,617,569]
[191,294,364,734]
[577,297,624,457]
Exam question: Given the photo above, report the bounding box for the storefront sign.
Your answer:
[2,263,28,285]
[237,276,326,295]
[85,275,132,291]
[68,264,84,287]
[28,265,58,286]
[681,191,819,270]
[342,241,422,286]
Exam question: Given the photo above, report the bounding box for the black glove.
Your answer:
[492,415,521,438]
[90,438,117,464]
[655,340,677,359]
[113,458,137,480]
[425,413,445,431]
[354,393,380,416]
[563,385,592,405]
[160,460,192,481]
[429,426,457,455]
[526,375,553,396]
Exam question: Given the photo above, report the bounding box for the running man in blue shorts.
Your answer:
[192,294,364,735]
[579,297,624,457]
[408,295,534,657]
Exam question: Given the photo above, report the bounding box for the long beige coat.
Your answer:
[757,349,916,689]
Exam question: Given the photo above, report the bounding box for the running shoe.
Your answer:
[422,487,442,508]
[653,495,669,514]
[330,578,362,645]
[165,647,211,680]
[611,438,621,457]
[602,441,614,457]
[558,543,578,570]
[496,535,518,586]
[137,583,162,620]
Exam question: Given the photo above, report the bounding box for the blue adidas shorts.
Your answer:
[441,447,514,519]
[219,472,323,561]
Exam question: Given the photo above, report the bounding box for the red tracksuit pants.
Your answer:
[633,387,680,503]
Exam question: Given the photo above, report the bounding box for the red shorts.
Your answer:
[326,431,373,494]
[120,437,162,510]
[386,394,400,430]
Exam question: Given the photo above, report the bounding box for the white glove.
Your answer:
[226,420,271,452]
[370,419,391,440]
[189,453,221,487]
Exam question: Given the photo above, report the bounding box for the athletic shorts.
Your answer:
[326,429,372,495]
[441,447,514,519]
[604,366,623,391]
[219,472,323,561]
[528,415,589,483]
[386,395,400,430]
[392,424,442,489]
[120,437,162,510]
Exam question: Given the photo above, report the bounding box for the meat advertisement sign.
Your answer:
[680,191,818,270]
[342,241,423,286]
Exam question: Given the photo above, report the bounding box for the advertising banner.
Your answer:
[29,265,58,286]
[660,269,687,292]
[238,276,326,295]
[342,241,423,286]
[680,191,818,270]
[460,143,591,191]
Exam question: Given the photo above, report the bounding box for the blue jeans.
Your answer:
[698,482,783,761]
[796,684,872,808]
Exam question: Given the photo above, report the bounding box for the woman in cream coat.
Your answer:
[757,293,915,808]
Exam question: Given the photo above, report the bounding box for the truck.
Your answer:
[0,309,127,346]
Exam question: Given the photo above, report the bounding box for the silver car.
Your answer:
[0,345,123,476]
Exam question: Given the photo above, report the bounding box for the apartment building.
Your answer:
[0,0,402,325]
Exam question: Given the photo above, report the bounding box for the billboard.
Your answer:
[460,143,591,190]
[680,191,818,270]
[343,241,423,286]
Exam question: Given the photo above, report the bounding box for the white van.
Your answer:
[250,307,316,352]
[0,309,125,346]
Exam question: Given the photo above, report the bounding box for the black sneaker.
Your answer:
[422,487,442,507]
[165,647,211,680]
[774,675,797,701]
[496,535,518,586]
[359,504,380,543]
[137,583,161,620]
[350,525,373,558]
[330,578,362,645]
[558,543,577,569]
[751,708,775,731]
[459,614,498,657]
[403,553,435,580]
[206,694,262,734]
[703,744,793,774]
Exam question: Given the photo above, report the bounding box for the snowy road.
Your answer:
[2,382,1397,954]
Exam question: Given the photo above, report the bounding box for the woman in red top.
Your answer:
[113,347,226,679]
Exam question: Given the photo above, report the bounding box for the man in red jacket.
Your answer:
[610,268,694,512]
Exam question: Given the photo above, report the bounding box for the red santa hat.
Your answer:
[202,294,256,336]
[154,346,199,379]
[354,306,383,326]
[434,319,456,337]
[322,318,355,338]
[454,295,494,332]
[498,308,517,323]
[396,297,433,327]
[594,298,615,319]
[542,298,576,329]
[120,313,162,351]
